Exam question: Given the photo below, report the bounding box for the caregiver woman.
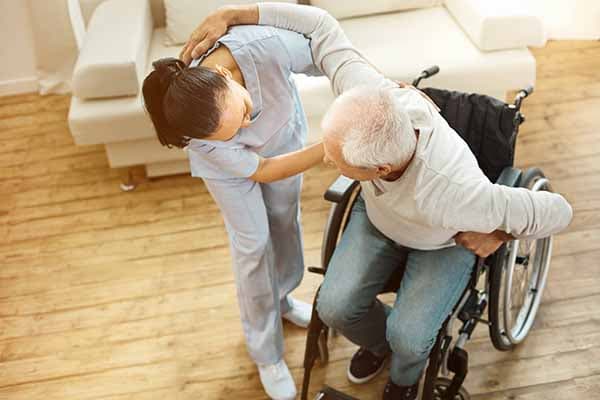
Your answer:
[142,8,324,400]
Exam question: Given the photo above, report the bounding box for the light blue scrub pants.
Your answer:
[203,123,305,366]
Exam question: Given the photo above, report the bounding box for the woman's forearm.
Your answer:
[251,142,324,183]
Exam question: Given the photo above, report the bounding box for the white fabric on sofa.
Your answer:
[163,0,297,45]
[309,0,442,20]
[71,0,153,100]
[445,0,546,51]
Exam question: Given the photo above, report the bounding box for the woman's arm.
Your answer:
[250,142,324,183]
[180,3,391,95]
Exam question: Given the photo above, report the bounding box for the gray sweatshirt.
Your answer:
[258,3,573,250]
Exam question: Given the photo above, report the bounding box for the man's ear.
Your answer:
[375,164,393,177]
[215,64,232,79]
[241,113,252,128]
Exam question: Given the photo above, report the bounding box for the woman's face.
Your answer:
[206,66,253,142]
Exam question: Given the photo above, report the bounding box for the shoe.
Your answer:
[282,297,312,328]
[258,359,297,400]
[382,378,419,400]
[347,347,389,384]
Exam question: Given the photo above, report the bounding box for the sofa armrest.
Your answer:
[72,0,153,100]
[444,0,546,51]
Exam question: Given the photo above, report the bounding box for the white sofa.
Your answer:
[67,0,545,181]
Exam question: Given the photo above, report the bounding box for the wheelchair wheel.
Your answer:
[432,378,470,400]
[321,183,361,269]
[489,168,553,351]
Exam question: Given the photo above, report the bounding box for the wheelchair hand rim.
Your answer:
[501,177,553,344]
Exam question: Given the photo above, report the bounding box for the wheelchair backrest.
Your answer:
[422,88,520,183]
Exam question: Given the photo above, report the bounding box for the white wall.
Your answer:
[0,0,38,95]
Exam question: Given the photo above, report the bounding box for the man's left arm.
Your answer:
[419,174,573,255]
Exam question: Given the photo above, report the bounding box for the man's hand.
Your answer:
[454,230,514,258]
[179,5,259,65]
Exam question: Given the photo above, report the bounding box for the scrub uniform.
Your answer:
[187,25,319,365]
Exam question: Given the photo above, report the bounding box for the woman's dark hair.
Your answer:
[142,57,229,148]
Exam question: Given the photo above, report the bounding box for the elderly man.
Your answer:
[182,3,573,399]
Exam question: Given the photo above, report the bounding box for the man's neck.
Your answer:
[381,157,413,182]
[380,129,419,182]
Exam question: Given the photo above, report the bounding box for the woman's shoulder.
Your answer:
[221,25,280,49]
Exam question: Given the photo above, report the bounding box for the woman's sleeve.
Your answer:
[187,144,260,180]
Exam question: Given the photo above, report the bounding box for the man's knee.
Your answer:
[386,317,436,360]
[316,286,362,330]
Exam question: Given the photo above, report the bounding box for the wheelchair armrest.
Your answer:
[324,175,360,203]
[494,167,522,187]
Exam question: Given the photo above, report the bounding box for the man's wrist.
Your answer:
[494,230,514,242]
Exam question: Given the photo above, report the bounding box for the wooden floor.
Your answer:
[1,40,600,400]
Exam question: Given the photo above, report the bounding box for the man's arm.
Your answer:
[258,3,392,95]
[180,5,259,64]
[180,3,392,95]
[418,173,573,241]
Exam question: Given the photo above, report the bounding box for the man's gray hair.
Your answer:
[322,85,417,168]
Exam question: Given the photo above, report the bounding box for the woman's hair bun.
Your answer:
[152,57,186,89]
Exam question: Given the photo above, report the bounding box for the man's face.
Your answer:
[322,134,381,181]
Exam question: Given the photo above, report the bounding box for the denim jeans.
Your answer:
[317,195,475,386]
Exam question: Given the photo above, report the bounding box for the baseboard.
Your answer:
[0,76,39,96]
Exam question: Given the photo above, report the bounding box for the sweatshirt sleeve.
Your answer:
[416,168,574,240]
[258,2,394,95]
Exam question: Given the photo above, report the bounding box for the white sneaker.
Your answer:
[282,297,312,328]
[258,359,297,400]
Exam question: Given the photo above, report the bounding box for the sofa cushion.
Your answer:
[309,0,442,20]
[163,0,297,45]
[338,7,536,94]
[79,0,167,29]
[72,0,153,100]
[445,0,546,51]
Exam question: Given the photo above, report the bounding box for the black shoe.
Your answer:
[382,379,419,400]
[347,348,388,384]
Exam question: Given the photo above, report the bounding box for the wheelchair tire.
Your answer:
[321,184,361,269]
[488,168,554,351]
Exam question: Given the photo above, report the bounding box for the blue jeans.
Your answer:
[317,195,475,386]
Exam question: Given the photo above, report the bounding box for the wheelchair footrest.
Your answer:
[315,386,359,400]
[443,348,469,399]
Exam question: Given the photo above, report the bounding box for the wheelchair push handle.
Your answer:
[423,65,440,78]
[514,85,534,110]
[412,65,440,87]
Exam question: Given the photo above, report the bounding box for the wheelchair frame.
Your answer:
[300,68,554,400]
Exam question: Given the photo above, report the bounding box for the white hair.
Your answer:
[322,85,416,168]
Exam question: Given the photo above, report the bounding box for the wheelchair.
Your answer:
[300,66,555,400]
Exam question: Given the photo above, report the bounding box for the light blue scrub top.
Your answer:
[187,25,320,180]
